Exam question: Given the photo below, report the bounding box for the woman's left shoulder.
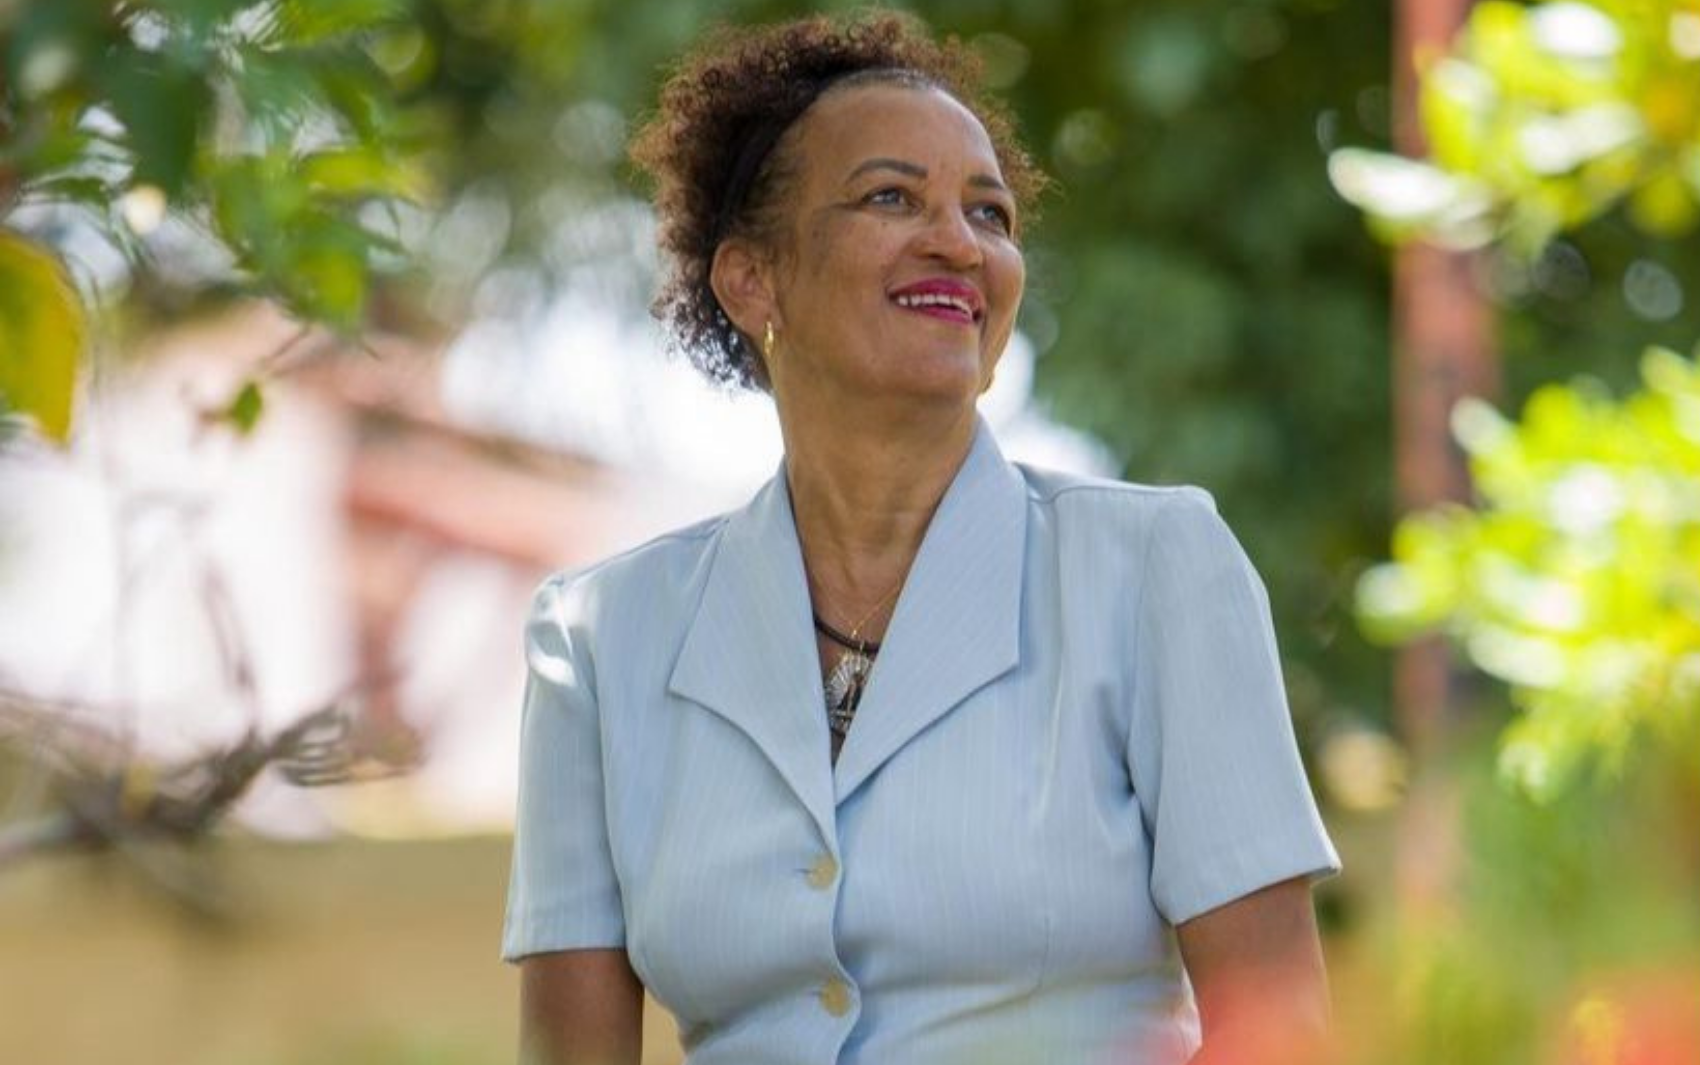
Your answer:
[1014,461,1221,528]
[1011,463,1265,594]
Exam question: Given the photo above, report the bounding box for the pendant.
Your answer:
[825,649,873,736]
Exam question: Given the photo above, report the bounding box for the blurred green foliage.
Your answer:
[1299,4,1700,1051]
[1,0,1401,732]
[992,0,1397,739]
[1352,737,1700,1065]
[2,3,1698,1062]
[0,0,422,328]
[0,0,424,439]
[1331,0,1700,254]
[1360,346,1700,798]
[4,0,1691,774]
[365,0,1408,744]
[1324,0,1700,468]
[1331,0,1700,799]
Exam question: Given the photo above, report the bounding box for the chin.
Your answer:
[877,355,985,403]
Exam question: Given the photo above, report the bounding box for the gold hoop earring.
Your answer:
[762,320,776,362]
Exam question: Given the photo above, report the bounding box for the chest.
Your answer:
[598,627,1174,1035]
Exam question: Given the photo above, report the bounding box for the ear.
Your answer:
[709,237,779,348]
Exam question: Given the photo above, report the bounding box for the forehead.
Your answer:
[786,84,1004,187]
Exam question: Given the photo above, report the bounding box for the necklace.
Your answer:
[812,614,881,654]
[814,578,902,741]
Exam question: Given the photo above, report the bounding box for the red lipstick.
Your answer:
[888,278,985,326]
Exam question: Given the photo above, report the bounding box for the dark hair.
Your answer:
[629,10,1048,390]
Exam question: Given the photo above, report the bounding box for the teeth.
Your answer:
[895,292,974,316]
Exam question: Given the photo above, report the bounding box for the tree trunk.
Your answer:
[1390,0,1498,920]
[1391,0,1497,756]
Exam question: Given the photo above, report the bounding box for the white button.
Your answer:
[819,977,853,1017]
[806,853,838,890]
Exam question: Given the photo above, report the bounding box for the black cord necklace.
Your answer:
[814,579,902,750]
[813,613,882,654]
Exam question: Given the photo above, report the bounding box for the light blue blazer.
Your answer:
[504,419,1339,1065]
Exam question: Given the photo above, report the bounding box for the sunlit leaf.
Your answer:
[299,146,425,201]
[222,379,265,435]
[1359,345,1700,799]
[1626,168,1700,234]
[1340,0,1700,252]
[268,0,409,46]
[1326,148,1497,247]
[0,230,85,444]
[286,228,370,329]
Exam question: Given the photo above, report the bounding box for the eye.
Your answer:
[971,202,1015,235]
[862,186,915,209]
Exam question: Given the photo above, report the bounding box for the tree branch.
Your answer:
[0,691,417,879]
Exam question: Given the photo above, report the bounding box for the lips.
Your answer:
[889,278,985,326]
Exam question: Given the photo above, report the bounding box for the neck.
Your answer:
[779,400,978,631]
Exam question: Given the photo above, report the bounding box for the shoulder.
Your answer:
[527,512,728,653]
[1016,461,1220,533]
[1013,462,1256,594]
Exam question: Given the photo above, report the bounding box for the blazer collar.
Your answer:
[668,419,1027,839]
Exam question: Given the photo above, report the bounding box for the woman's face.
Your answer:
[763,83,1025,410]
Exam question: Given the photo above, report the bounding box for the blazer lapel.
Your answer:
[833,421,1027,804]
[667,472,838,844]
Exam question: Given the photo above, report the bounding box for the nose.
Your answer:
[916,202,984,270]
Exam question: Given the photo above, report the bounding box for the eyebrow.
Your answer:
[845,157,1011,194]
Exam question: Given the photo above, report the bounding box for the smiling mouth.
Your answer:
[892,292,982,325]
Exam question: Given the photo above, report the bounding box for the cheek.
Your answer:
[794,217,884,303]
[1005,262,1027,310]
[1003,242,1027,293]
[991,249,1026,326]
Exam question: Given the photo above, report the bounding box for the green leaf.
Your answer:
[1626,168,1700,236]
[299,146,424,201]
[222,379,265,435]
[0,230,85,444]
[1360,345,1700,800]
[100,54,211,198]
[205,150,380,327]
[284,230,370,329]
[302,43,397,140]
[1342,0,1700,251]
[21,174,114,207]
[272,0,410,46]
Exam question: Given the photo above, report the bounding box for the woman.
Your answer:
[504,12,1339,1065]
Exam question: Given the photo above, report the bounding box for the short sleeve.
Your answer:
[501,575,626,962]
[1127,490,1340,926]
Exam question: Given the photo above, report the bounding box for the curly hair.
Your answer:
[628,10,1049,390]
